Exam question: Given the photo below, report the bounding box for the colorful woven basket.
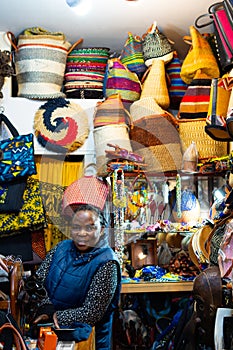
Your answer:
[179,118,228,160]
[130,108,183,172]
[34,97,89,153]
[64,46,110,99]
[104,58,141,105]
[120,32,147,78]
[12,27,71,99]
[93,94,131,128]
[62,175,110,217]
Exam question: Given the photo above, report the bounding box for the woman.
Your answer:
[32,176,122,350]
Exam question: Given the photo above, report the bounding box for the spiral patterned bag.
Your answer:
[34,97,89,153]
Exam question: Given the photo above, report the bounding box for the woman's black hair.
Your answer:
[72,203,108,227]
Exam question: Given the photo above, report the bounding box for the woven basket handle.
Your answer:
[67,38,84,54]
[6,31,18,52]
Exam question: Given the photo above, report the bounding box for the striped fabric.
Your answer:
[178,75,211,119]
[15,31,71,99]
[166,51,187,109]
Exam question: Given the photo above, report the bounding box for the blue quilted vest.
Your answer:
[45,239,121,350]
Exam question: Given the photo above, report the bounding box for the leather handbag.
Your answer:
[195,2,233,72]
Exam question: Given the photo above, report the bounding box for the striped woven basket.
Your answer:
[179,118,228,160]
[11,28,71,99]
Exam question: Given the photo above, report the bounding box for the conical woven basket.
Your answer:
[140,60,170,109]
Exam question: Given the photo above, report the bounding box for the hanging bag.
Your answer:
[205,77,231,141]
[103,58,141,105]
[120,32,147,79]
[0,112,36,213]
[0,177,47,235]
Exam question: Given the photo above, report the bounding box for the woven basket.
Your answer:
[179,118,228,160]
[134,144,183,173]
[130,111,183,173]
[140,60,170,109]
[93,124,132,176]
[13,28,71,99]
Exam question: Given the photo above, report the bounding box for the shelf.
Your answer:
[121,281,193,293]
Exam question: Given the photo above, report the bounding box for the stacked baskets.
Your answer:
[64,46,110,99]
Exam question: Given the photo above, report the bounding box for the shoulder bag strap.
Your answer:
[0,113,19,137]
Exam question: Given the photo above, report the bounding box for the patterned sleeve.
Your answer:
[55,260,119,327]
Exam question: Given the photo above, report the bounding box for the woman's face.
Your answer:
[71,209,103,252]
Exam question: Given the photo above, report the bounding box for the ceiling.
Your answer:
[0,0,214,60]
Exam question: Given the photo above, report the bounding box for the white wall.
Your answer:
[0,0,215,60]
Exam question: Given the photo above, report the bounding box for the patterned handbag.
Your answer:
[0,113,36,183]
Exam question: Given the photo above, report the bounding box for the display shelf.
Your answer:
[121,281,193,293]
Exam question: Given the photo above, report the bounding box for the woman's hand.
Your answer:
[33,314,50,324]
[53,312,60,329]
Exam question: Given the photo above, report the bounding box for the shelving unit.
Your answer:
[121,281,193,293]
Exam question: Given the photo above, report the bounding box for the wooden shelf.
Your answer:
[121,281,193,293]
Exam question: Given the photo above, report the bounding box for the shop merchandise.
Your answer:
[142,21,174,66]
[103,58,142,105]
[64,45,110,99]
[205,77,231,141]
[120,32,147,79]
[140,59,170,110]
[0,50,14,98]
[34,97,89,153]
[180,25,220,85]
[0,112,36,213]
[166,51,188,110]
[9,28,71,99]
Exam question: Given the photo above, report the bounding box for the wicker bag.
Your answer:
[103,58,141,105]
[179,118,228,160]
[120,32,147,79]
[140,60,170,110]
[9,28,71,99]
[130,97,183,173]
